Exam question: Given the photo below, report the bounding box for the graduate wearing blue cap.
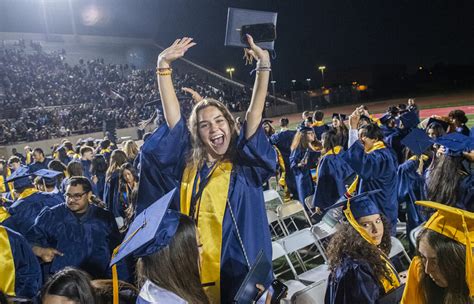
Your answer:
[1,166,62,236]
[397,128,433,241]
[426,132,474,211]
[341,123,399,235]
[0,225,42,299]
[325,191,401,304]
[33,169,65,205]
[270,118,298,200]
[26,176,125,281]
[134,35,275,303]
[290,126,320,208]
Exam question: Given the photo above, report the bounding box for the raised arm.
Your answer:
[156,37,196,129]
[244,35,271,139]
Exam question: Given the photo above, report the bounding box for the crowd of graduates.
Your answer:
[0,35,473,304]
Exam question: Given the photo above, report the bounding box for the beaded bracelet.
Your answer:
[156,67,172,76]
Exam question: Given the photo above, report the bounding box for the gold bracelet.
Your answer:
[157,70,172,76]
[156,67,172,75]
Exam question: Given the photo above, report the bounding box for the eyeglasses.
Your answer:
[65,192,87,200]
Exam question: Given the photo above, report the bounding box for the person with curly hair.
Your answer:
[325,191,401,304]
[448,109,470,136]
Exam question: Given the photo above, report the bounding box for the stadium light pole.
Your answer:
[226,67,235,80]
[270,80,277,112]
[306,78,311,89]
[318,66,326,87]
[40,0,50,37]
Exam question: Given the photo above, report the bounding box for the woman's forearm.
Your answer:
[157,65,181,129]
[245,68,270,139]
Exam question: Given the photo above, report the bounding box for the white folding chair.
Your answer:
[389,236,412,269]
[291,278,328,304]
[410,224,424,249]
[279,228,330,284]
[264,189,284,211]
[304,195,314,214]
[277,202,312,235]
[267,210,287,240]
[396,219,407,239]
[272,242,307,303]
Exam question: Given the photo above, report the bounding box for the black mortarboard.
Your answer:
[399,111,420,130]
[426,117,450,132]
[379,114,395,125]
[225,8,278,51]
[434,132,474,156]
[5,166,32,190]
[33,169,62,186]
[332,113,348,121]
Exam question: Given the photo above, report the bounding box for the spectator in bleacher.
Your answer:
[28,148,52,173]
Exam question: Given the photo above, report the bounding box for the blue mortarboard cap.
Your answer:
[262,119,273,125]
[297,125,313,133]
[326,190,381,219]
[426,117,450,132]
[379,114,395,125]
[33,169,62,185]
[110,188,181,266]
[225,8,278,51]
[399,111,420,130]
[401,128,433,155]
[5,166,33,189]
[435,132,474,156]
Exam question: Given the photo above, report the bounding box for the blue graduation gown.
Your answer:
[341,141,399,235]
[81,159,92,181]
[137,117,276,303]
[382,127,404,165]
[397,159,427,236]
[1,225,42,298]
[270,130,297,196]
[28,158,52,173]
[103,172,125,219]
[92,173,106,200]
[3,192,62,236]
[458,174,474,212]
[312,153,354,210]
[312,124,330,140]
[325,257,384,304]
[290,147,319,206]
[25,203,122,279]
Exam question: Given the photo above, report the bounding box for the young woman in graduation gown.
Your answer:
[401,201,474,304]
[312,129,354,215]
[135,36,276,303]
[290,126,320,208]
[325,191,401,304]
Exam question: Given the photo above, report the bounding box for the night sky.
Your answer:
[2,0,473,89]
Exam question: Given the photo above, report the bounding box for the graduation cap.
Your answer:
[401,128,433,155]
[399,111,420,130]
[415,201,474,297]
[262,119,273,125]
[332,113,348,121]
[225,8,278,51]
[33,169,62,187]
[5,166,32,190]
[426,117,450,132]
[379,114,395,126]
[110,188,180,266]
[434,132,474,156]
[326,190,382,245]
[297,125,313,133]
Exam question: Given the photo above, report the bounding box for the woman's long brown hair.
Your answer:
[137,215,209,304]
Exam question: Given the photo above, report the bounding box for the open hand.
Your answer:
[182,87,203,103]
[243,35,270,64]
[157,37,196,68]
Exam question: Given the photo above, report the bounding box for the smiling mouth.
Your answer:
[210,134,224,146]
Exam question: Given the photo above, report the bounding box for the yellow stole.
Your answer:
[18,188,39,200]
[314,146,343,183]
[347,141,386,194]
[180,161,233,304]
[0,206,10,222]
[274,146,287,189]
[100,148,111,154]
[0,226,16,296]
[312,121,325,127]
[26,152,31,165]
[344,199,400,294]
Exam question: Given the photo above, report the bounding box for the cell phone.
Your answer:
[240,23,277,44]
[270,279,288,304]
